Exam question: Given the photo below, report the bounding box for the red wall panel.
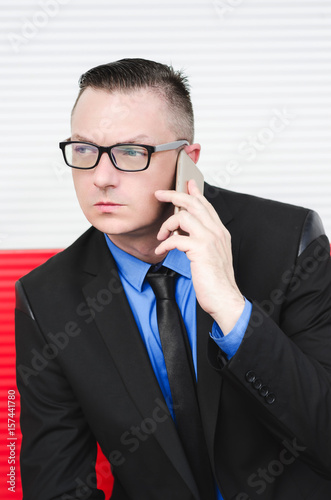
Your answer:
[0,250,113,500]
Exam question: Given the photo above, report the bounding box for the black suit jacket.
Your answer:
[15,185,331,500]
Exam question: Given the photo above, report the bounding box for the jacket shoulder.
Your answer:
[205,184,325,256]
[17,226,100,288]
[205,183,308,218]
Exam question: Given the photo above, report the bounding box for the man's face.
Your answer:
[71,87,182,253]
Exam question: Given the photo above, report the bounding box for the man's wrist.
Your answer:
[210,298,252,359]
[212,294,246,336]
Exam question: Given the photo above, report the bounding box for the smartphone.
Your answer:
[173,150,204,235]
[174,149,204,215]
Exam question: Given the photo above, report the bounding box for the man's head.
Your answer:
[68,58,200,261]
[72,58,194,144]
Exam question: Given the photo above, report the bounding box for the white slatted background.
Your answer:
[1,0,331,249]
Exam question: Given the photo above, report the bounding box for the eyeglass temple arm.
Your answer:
[153,140,189,152]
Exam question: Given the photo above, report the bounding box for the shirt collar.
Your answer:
[104,234,191,292]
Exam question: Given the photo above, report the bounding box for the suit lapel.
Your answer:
[81,231,200,499]
[196,303,223,469]
[198,185,241,466]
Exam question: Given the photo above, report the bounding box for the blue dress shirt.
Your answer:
[105,234,252,500]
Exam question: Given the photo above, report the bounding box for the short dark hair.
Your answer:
[72,58,195,143]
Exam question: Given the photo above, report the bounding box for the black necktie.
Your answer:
[146,266,216,500]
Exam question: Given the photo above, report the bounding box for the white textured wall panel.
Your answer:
[1,0,331,249]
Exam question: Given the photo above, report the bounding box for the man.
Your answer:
[16,58,331,500]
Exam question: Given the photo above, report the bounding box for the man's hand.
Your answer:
[154,179,245,335]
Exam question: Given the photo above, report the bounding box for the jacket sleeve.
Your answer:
[209,211,331,479]
[15,281,105,500]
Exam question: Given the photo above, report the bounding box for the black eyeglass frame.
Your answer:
[59,140,189,172]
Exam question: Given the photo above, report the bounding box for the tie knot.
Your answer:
[146,266,177,300]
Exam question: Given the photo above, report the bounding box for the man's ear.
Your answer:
[184,143,201,164]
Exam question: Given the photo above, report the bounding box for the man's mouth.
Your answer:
[94,202,124,212]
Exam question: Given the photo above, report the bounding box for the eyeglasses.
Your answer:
[59,140,189,172]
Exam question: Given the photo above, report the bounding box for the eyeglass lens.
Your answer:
[64,143,149,171]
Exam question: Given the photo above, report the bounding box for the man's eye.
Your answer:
[74,145,95,154]
[122,147,147,157]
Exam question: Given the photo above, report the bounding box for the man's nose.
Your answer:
[93,151,120,188]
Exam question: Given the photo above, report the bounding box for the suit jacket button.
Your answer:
[259,385,269,397]
[266,393,276,404]
[245,371,256,383]
[253,378,263,390]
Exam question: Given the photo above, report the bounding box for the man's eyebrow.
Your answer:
[125,135,150,143]
[71,134,94,142]
[70,133,153,144]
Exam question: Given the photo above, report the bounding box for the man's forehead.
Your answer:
[71,87,175,145]
[73,86,166,113]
